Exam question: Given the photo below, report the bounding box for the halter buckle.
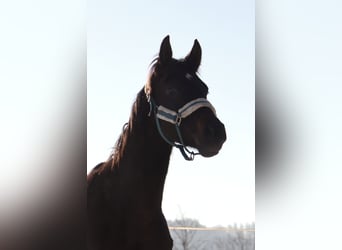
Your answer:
[176,115,182,126]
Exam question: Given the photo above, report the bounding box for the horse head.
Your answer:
[145,36,226,159]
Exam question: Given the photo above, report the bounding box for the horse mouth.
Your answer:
[190,133,225,158]
[200,150,219,157]
[197,143,224,157]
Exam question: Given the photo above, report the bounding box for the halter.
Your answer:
[146,91,216,161]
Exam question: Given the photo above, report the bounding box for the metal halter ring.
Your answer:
[175,115,182,126]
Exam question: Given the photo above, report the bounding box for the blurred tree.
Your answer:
[168,210,206,250]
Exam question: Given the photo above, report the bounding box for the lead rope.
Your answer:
[155,113,198,161]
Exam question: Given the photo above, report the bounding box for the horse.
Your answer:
[87,35,227,250]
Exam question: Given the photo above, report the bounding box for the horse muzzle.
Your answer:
[196,118,226,157]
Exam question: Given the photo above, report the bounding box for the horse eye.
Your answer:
[165,88,178,96]
[185,73,193,80]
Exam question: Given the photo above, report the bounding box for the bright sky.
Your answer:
[88,0,254,227]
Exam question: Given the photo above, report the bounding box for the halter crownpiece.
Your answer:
[145,87,217,161]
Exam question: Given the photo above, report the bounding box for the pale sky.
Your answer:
[87,0,254,227]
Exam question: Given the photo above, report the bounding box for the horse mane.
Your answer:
[108,87,150,168]
[107,59,163,167]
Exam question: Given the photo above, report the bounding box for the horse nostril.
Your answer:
[205,122,226,141]
[205,124,217,138]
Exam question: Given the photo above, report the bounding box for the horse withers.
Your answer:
[87,36,226,250]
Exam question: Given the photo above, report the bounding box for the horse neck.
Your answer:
[123,118,172,175]
[115,89,173,206]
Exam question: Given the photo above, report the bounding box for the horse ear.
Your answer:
[185,39,202,72]
[159,35,172,64]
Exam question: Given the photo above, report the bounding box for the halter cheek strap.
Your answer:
[146,93,216,161]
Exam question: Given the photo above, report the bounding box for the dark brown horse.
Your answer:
[87,36,226,250]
